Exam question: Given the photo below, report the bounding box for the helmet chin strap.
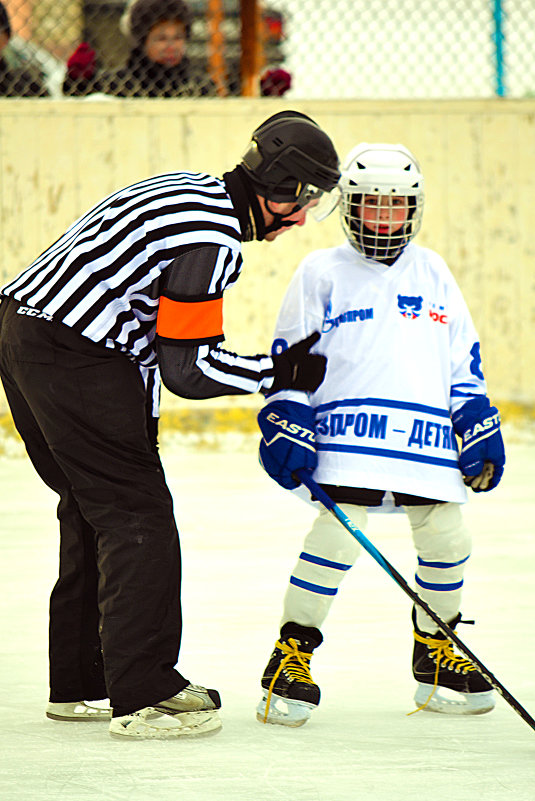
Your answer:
[263,200,301,234]
[222,166,268,241]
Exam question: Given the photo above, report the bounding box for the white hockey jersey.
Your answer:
[268,240,488,504]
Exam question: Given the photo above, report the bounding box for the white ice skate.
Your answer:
[46,700,111,721]
[256,693,316,727]
[109,683,222,740]
[414,682,495,715]
[109,707,221,739]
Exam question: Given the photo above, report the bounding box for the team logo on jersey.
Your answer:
[397,295,423,319]
[429,303,448,324]
[322,300,374,333]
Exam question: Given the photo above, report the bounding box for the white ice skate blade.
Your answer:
[256,693,316,727]
[46,700,111,721]
[109,708,222,740]
[414,683,495,715]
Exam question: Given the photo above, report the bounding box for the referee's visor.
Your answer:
[308,184,342,221]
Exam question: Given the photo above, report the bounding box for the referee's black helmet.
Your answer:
[241,111,340,207]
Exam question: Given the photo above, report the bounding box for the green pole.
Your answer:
[493,0,505,96]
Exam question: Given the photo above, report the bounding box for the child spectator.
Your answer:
[63,0,213,98]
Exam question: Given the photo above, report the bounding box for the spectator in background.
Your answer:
[0,0,48,96]
[63,0,213,98]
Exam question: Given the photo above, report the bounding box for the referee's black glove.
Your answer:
[271,332,326,393]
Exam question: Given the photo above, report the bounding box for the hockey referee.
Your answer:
[0,111,340,739]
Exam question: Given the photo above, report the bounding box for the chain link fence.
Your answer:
[0,0,534,99]
[272,0,535,99]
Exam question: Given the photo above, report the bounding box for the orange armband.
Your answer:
[156,294,224,343]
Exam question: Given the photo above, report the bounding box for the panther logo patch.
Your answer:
[397,295,423,319]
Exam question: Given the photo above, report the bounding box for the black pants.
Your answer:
[0,299,187,716]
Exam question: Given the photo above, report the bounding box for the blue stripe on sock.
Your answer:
[290,576,338,596]
[417,555,470,569]
[415,575,463,592]
[299,551,351,571]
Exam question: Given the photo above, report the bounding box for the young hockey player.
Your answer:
[256,142,505,727]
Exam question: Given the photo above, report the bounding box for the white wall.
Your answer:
[0,98,534,419]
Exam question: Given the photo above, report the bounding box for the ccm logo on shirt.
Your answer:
[16,305,53,322]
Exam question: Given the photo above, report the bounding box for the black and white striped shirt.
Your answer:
[1,171,274,396]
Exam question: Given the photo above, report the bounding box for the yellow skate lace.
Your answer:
[262,637,315,724]
[408,631,477,715]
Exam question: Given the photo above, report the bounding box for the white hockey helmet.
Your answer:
[340,143,424,261]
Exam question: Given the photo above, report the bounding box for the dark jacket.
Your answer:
[0,56,48,97]
[63,49,214,98]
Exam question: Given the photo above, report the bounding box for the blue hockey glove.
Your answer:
[452,396,505,492]
[258,400,317,489]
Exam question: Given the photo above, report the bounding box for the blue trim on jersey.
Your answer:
[451,390,481,398]
[415,575,464,592]
[299,551,351,571]
[451,385,485,398]
[314,397,451,418]
[418,555,469,569]
[290,576,338,596]
[316,442,459,469]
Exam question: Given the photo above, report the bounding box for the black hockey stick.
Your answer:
[294,469,535,734]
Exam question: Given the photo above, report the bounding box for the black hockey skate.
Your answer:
[257,622,322,727]
[412,608,495,714]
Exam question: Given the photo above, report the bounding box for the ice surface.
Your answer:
[0,429,534,800]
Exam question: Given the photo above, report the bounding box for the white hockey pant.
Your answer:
[281,502,471,635]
